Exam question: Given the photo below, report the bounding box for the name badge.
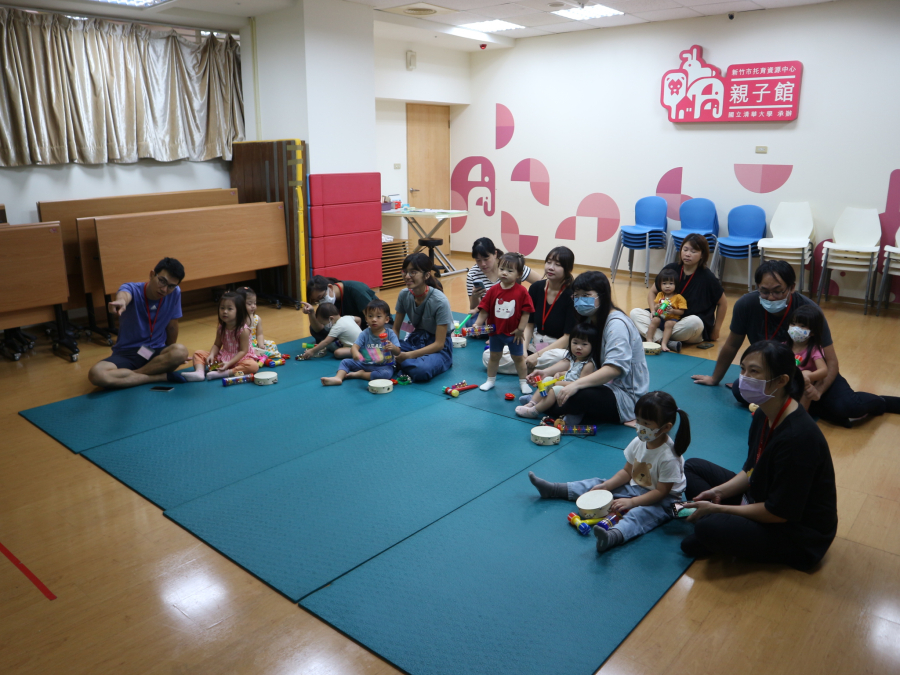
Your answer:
[137,345,154,360]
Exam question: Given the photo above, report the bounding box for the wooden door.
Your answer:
[407,104,451,258]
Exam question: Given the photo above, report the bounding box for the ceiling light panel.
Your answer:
[459,19,526,31]
[552,4,624,19]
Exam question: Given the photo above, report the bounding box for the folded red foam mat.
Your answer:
[310,202,382,238]
[311,231,382,268]
[313,258,382,288]
[308,173,381,206]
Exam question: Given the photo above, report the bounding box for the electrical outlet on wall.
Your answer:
[756,146,768,154]
[394,163,401,170]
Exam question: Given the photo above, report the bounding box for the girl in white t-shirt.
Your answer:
[528,391,691,554]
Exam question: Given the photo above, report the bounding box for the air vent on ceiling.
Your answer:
[382,3,455,19]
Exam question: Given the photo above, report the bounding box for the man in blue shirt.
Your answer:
[88,258,190,389]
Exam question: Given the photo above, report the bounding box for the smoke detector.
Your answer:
[383,3,455,18]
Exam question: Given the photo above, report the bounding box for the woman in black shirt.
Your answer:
[629,233,727,350]
[680,341,837,570]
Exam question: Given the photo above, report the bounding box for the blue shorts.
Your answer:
[489,333,524,356]
[102,347,163,370]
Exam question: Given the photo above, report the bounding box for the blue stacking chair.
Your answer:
[665,198,719,265]
[609,196,668,287]
[710,205,767,291]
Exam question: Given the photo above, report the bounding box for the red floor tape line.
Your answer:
[0,540,56,600]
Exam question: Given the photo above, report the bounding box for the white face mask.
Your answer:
[322,290,336,306]
[635,423,664,443]
[788,326,810,342]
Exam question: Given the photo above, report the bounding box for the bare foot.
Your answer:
[321,376,343,386]
[661,344,670,352]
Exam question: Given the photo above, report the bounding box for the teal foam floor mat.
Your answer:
[165,403,575,602]
[300,441,703,675]
[19,338,329,453]
[83,383,438,509]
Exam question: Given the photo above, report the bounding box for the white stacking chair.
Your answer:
[757,202,815,296]
[876,230,900,316]
[817,207,882,315]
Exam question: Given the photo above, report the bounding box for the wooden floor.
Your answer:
[2,255,900,675]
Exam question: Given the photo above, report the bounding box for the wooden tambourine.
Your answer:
[643,341,661,356]
[575,489,613,519]
[530,426,561,446]
[253,371,277,385]
[452,336,467,348]
[368,379,394,394]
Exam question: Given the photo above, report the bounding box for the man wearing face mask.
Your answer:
[692,260,838,406]
[302,275,377,347]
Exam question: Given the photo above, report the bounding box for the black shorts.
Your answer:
[102,347,164,370]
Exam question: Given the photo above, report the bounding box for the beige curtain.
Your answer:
[0,8,243,166]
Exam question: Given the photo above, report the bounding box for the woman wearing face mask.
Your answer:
[681,341,838,570]
[529,270,649,426]
[692,260,839,407]
[302,275,377,347]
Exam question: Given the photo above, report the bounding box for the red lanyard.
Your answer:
[679,266,696,296]
[144,283,166,337]
[333,283,343,315]
[542,281,566,327]
[764,294,793,340]
[755,398,792,464]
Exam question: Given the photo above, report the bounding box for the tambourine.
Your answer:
[368,379,394,394]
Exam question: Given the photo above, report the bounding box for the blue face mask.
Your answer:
[574,296,598,316]
[759,296,788,313]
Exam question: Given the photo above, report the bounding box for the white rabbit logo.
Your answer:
[495,298,516,319]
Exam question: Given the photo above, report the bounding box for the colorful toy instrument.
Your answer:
[594,512,620,531]
[567,512,602,536]
[461,324,495,337]
[264,358,286,367]
[222,374,255,386]
[378,332,395,364]
[443,384,477,397]
[561,425,597,436]
[654,298,672,318]
[454,314,473,335]
[535,374,565,397]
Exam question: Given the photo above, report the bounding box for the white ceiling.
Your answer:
[354,0,836,42]
[4,0,835,38]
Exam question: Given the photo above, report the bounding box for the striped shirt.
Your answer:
[466,264,532,296]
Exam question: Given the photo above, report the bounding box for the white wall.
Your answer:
[0,159,231,224]
[376,100,408,199]
[374,38,471,105]
[252,2,309,142]
[451,0,900,299]
[303,0,377,173]
[246,0,377,173]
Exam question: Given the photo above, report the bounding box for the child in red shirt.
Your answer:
[475,252,535,393]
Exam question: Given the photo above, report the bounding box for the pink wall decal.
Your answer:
[734,164,793,193]
[450,156,496,233]
[656,168,692,220]
[577,193,620,242]
[496,104,514,150]
[879,169,900,303]
[500,211,538,256]
[556,216,577,240]
[511,158,550,206]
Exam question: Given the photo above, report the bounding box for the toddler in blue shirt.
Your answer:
[321,299,400,386]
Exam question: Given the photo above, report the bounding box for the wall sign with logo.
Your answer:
[661,45,803,123]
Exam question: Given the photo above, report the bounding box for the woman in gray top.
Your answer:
[530,270,648,425]
[393,253,454,382]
